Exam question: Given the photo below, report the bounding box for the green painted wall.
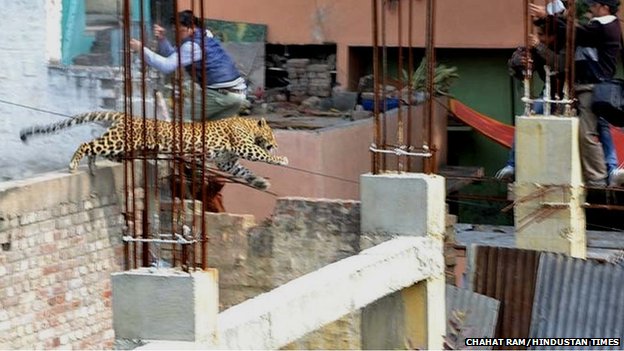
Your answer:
[441,49,517,173]
[353,47,522,224]
[439,48,519,224]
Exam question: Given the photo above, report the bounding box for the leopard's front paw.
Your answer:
[250,177,270,191]
[277,156,289,166]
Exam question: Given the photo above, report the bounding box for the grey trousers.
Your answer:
[183,83,246,121]
[576,86,607,183]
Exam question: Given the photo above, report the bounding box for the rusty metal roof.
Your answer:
[530,253,624,349]
[469,246,541,346]
[446,285,500,349]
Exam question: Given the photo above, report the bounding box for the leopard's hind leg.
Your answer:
[88,155,97,175]
[216,158,270,190]
[69,138,123,174]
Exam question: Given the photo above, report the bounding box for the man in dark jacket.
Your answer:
[574,0,622,186]
[497,0,624,186]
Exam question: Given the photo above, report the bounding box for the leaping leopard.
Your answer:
[19,111,288,190]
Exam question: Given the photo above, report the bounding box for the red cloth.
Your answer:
[449,99,515,148]
[449,98,624,164]
[610,126,624,165]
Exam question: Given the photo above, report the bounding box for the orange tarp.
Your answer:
[449,99,515,148]
[449,98,624,164]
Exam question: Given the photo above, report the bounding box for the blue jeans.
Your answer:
[505,99,617,174]
[598,117,618,174]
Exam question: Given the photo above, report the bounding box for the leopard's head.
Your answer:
[254,118,278,152]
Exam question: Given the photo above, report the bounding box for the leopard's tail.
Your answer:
[19,111,125,143]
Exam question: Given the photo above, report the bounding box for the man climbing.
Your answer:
[130,10,249,212]
[495,0,624,187]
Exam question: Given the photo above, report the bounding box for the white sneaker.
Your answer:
[495,165,515,180]
[608,168,624,186]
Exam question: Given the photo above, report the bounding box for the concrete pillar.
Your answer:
[360,173,446,239]
[361,276,445,350]
[514,116,586,258]
[360,173,446,349]
[111,268,219,344]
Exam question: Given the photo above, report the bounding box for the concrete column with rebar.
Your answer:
[514,116,586,258]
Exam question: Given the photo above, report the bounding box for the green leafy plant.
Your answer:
[402,58,459,97]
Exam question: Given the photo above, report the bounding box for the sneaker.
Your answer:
[495,165,515,180]
[608,168,624,187]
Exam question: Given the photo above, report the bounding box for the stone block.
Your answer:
[111,268,218,343]
[286,58,309,68]
[360,173,445,237]
[516,116,582,186]
[306,64,329,73]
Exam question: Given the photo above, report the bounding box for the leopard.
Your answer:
[19,111,288,190]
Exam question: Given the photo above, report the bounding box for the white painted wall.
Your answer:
[46,0,63,63]
[0,1,154,182]
[0,0,104,181]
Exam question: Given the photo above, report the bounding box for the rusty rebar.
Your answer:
[380,0,388,171]
[406,0,414,172]
[199,0,208,270]
[565,0,576,111]
[396,0,404,174]
[371,0,381,174]
[121,0,139,269]
[523,0,533,116]
[424,0,436,174]
[138,0,151,268]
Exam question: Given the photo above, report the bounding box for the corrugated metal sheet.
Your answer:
[530,253,624,350]
[446,285,500,350]
[471,246,541,347]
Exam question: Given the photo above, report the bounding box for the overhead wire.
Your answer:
[0,98,74,119]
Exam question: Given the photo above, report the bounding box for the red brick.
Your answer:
[39,244,57,255]
[42,264,59,275]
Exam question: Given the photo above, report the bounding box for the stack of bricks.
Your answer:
[286,59,332,102]
[286,58,310,103]
[306,64,332,98]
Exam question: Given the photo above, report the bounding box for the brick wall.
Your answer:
[0,162,455,348]
[0,163,125,349]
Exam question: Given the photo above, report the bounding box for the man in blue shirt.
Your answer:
[130,10,247,121]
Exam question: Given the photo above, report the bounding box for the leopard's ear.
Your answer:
[258,118,267,128]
